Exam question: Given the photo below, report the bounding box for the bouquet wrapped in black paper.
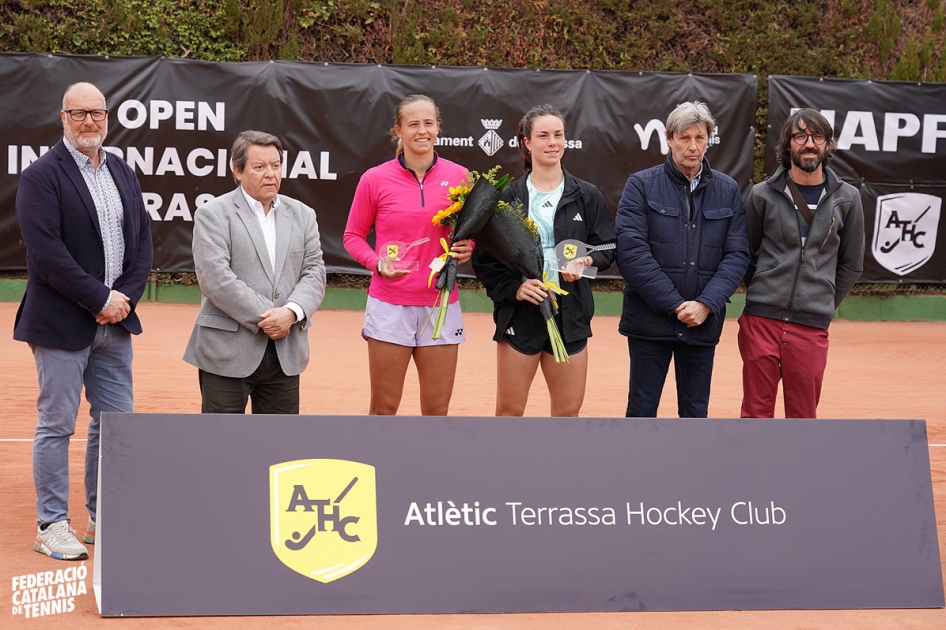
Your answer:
[428,167,511,339]
[474,201,570,363]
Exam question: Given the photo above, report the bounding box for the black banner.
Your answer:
[767,76,946,283]
[0,53,757,276]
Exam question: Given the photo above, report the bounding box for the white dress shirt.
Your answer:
[241,187,304,323]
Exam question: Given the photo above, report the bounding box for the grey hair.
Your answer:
[230,130,283,184]
[665,101,716,138]
[62,82,106,110]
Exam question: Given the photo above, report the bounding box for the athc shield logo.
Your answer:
[872,193,941,276]
[270,459,377,583]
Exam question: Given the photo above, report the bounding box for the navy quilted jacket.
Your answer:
[615,155,749,346]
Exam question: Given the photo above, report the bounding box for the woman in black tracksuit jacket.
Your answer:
[472,104,616,416]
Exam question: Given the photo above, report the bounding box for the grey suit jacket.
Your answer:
[183,187,326,378]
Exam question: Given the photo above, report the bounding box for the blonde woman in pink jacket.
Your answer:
[344,95,472,416]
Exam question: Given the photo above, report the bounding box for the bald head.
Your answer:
[62,82,106,111]
[61,82,108,159]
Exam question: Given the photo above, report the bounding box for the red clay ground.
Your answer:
[2,302,945,629]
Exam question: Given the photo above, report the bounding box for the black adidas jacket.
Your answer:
[472,168,616,343]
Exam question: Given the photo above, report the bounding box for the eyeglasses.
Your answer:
[63,109,108,122]
[791,132,826,146]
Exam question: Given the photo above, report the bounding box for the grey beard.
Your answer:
[73,135,103,151]
[65,128,105,153]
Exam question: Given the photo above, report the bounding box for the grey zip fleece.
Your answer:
[743,165,865,329]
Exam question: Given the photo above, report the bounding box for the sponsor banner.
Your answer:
[767,76,946,185]
[95,413,943,616]
[0,53,757,276]
[767,75,946,282]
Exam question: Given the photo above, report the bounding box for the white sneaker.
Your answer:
[34,521,89,560]
[84,516,95,545]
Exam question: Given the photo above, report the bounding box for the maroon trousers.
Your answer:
[737,313,829,418]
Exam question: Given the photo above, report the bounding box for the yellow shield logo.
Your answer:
[386,244,399,258]
[270,459,378,583]
[563,244,578,259]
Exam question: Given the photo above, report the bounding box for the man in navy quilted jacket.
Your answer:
[616,101,749,418]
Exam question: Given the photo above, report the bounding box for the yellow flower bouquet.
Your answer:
[428,167,511,339]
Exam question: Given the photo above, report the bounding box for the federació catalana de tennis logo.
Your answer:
[270,459,377,583]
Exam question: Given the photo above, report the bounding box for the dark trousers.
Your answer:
[198,340,299,414]
[625,337,716,418]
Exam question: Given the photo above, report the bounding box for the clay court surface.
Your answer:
[2,301,945,629]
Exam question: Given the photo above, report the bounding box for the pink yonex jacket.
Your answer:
[344,155,470,306]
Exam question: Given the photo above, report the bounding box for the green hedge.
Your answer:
[6,1,944,77]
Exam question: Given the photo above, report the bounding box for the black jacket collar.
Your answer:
[510,167,581,202]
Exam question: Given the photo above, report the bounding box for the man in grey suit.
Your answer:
[184,130,326,413]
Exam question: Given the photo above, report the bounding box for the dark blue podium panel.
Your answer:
[94,415,943,616]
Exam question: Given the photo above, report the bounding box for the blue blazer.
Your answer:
[14,140,153,351]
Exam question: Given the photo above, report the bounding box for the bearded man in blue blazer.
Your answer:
[15,82,153,560]
[183,130,326,414]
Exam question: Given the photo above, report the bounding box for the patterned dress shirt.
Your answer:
[64,138,125,312]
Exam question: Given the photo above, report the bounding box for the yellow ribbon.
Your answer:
[543,272,569,297]
[428,238,458,289]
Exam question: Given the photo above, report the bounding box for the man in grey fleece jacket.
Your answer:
[739,108,865,418]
